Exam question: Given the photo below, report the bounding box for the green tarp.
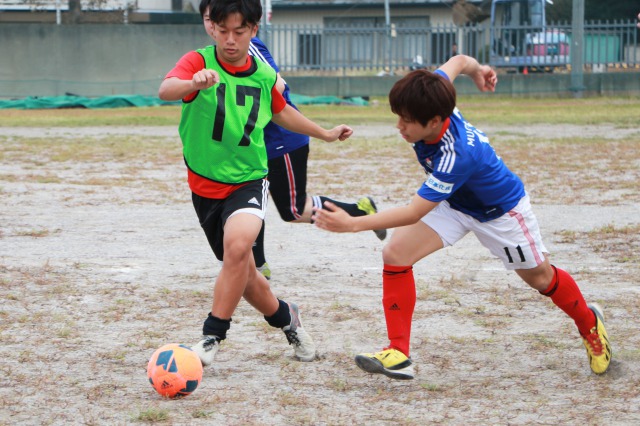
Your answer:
[0,95,178,109]
[289,94,368,106]
[0,94,368,109]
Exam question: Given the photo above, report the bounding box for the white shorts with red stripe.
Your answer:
[421,194,548,270]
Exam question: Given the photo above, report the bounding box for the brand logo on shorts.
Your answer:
[425,175,453,194]
[248,197,261,206]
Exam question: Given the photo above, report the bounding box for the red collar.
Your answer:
[218,55,252,73]
[425,117,451,144]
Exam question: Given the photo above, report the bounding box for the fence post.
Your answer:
[384,0,392,74]
[570,0,585,97]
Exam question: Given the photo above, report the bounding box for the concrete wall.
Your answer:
[0,23,210,98]
[1,24,639,99]
[287,72,640,98]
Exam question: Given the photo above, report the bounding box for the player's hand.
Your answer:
[312,201,354,233]
[472,65,497,92]
[191,69,220,91]
[324,125,353,142]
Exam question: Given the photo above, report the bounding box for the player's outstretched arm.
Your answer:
[272,104,353,142]
[158,69,220,101]
[438,55,497,93]
[313,194,438,233]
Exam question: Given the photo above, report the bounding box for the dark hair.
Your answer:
[199,0,210,18]
[389,69,456,126]
[209,0,262,27]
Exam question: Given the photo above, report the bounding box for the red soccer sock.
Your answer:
[382,264,416,357]
[540,265,595,336]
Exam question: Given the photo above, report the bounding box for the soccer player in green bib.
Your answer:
[159,0,352,367]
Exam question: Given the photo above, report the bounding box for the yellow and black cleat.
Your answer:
[582,303,612,374]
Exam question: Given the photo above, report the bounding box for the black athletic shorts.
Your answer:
[192,179,269,261]
[267,144,309,222]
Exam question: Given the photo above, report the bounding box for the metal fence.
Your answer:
[258,20,640,75]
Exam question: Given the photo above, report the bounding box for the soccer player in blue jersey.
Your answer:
[247,37,386,279]
[313,54,611,379]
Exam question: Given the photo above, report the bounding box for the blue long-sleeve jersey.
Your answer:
[249,38,309,159]
[413,71,525,222]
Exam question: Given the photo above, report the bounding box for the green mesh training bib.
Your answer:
[179,45,276,184]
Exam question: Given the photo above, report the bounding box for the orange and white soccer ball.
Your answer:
[147,343,203,398]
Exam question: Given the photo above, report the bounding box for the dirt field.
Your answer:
[1,122,639,425]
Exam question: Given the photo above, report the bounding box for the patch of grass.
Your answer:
[254,350,282,362]
[458,97,640,127]
[15,228,51,238]
[555,230,578,244]
[420,382,442,392]
[615,348,640,361]
[0,107,181,127]
[328,378,350,392]
[473,316,507,329]
[557,223,640,264]
[276,390,305,407]
[526,334,568,351]
[192,409,214,419]
[56,326,75,339]
[102,298,136,322]
[589,223,640,237]
[437,274,467,289]
[18,349,33,363]
[494,138,640,205]
[588,225,640,264]
[326,300,369,322]
[132,408,170,423]
[1,135,180,165]
[2,98,640,127]
[104,350,128,362]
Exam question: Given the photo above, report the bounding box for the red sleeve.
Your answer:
[271,87,286,114]
[164,51,205,102]
[165,51,205,80]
